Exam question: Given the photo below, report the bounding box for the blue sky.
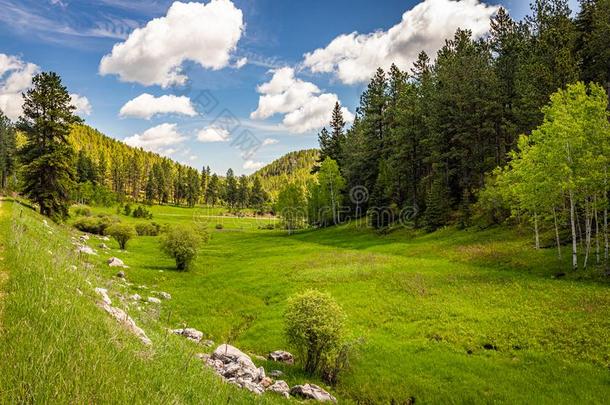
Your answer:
[0,0,579,175]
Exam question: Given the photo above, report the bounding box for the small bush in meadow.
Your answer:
[215,223,223,230]
[73,217,103,234]
[135,221,160,236]
[122,203,132,216]
[132,205,153,219]
[106,223,136,250]
[160,225,204,271]
[74,206,92,217]
[284,290,346,376]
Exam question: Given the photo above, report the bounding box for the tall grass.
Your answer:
[0,200,277,404]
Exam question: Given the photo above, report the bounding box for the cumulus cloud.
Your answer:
[0,53,39,120]
[70,93,92,116]
[303,0,498,84]
[196,126,230,142]
[251,67,353,134]
[99,0,244,87]
[119,93,197,119]
[262,137,278,146]
[243,160,265,170]
[124,123,187,153]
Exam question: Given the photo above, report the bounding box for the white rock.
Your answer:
[267,380,290,398]
[172,327,204,343]
[107,257,127,268]
[268,350,294,364]
[129,294,142,301]
[147,297,161,304]
[158,291,171,300]
[95,287,112,306]
[290,384,336,402]
[77,246,97,255]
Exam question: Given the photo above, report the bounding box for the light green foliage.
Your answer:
[284,290,345,375]
[134,221,160,236]
[159,225,204,271]
[307,158,345,227]
[276,183,307,233]
[106,223,136,250]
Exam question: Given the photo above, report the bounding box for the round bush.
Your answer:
[284,290,345,375]
[106,223,136,250]
[135,221,160,236]
[159,225,203,271]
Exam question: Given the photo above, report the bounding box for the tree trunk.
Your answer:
[594,197,600,265]
[533,212,540,249]
[569,190,578,271]
[583,199,592,269]
[553,207,561,260]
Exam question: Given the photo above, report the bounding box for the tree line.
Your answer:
[303,0,609,228]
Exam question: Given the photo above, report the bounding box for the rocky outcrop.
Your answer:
[94,288,151,346]
[147,297,161,304]
[268,350,294,364]
[290,384,337,402]
[204,344,266,395]
[158,291,171,300]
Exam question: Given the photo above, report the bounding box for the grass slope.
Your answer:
[0,200,281,404]
[72,205,610,404]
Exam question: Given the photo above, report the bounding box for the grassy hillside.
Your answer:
[57,203,610,404]
[253,149,319,200]
[0,199,281,404]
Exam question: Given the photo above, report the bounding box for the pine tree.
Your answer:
[206,173,220,205]
[237,175,250,208]
[0,111,16,190]
[424,174,450,232]
[250,176,268,211]
[18,72,80,220]
[224,168,238,208]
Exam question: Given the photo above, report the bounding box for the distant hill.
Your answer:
[253,149,319,200]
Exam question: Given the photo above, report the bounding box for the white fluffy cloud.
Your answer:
[0,53,39,120]
[124,123,187,153]
[196,126,230,142]
[243,160,265,170]
[251,67,353,134]
[119,93,197,119]
[70,94,92,116]
[262,137,278,146]
[303,0,498,84]
[100,0,244,87]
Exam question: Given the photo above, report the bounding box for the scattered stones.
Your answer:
[76,246,97,255]
[129,294,142,301]
[42,219,50,228]
[158,291,171,300]
[99,236,110,241]
[269,370,283,378]
[205,344,266,395]
[94,287,152,346]
[107,257,127,268]
[116,271,126,279]
[290,384,337,403]
[79,235,90,242]
[171,327,204,343]
[99,243,109,249]
[268,350,294,364]
[202,339,215,347]
[147,297,161,304]
[267,380,290,398]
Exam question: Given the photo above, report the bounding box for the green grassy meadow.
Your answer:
[2,200,610,403]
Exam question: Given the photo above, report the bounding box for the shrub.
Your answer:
[284,290,346,376]
[215,223,224,230]
[132,205,153,219]
[73,217,103,234]
[160,225,204,271]
[74,206,92,217]
[106,223,136,250]
[73,215,119,235]
[135,221,160,236]
[122,203,132,216]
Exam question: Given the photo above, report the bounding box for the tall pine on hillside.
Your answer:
[18,72,80,220]
[0,111,16,190]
